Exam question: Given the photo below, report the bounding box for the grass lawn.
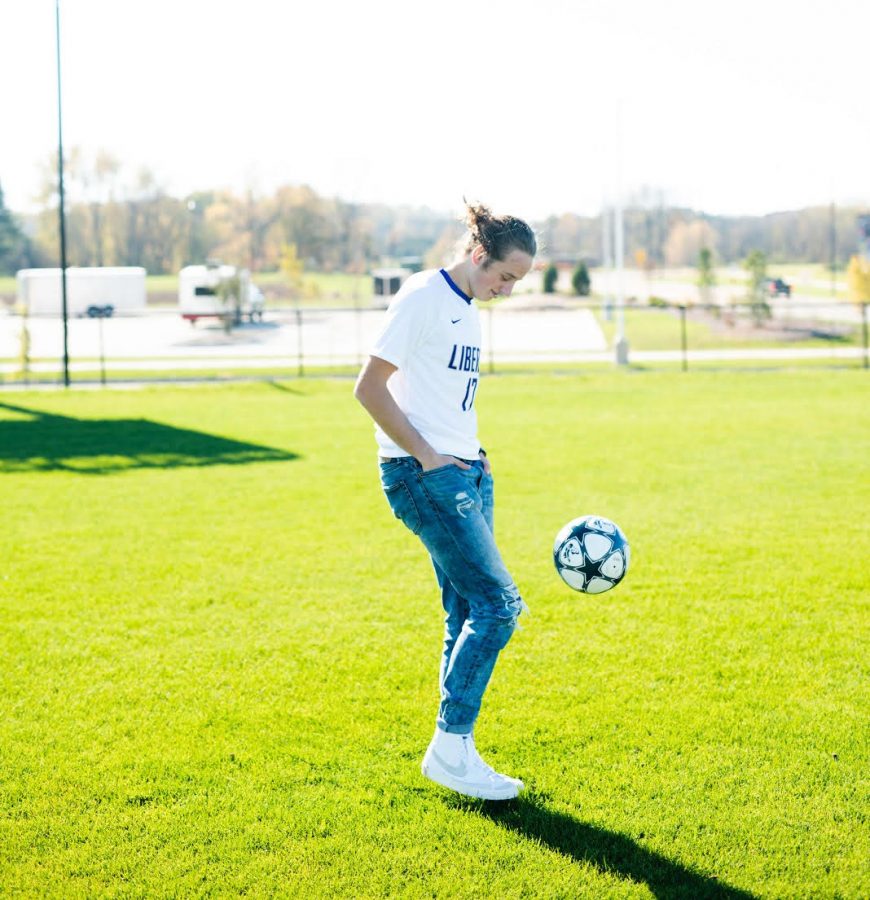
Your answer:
[0,371,868,897]
[2,272,378,308]
[254,270,373,304]
[593,306,862,352]
[144,271,374,308]
[4,268,854,310]
[648,266,849,301]
[2,356,866,389]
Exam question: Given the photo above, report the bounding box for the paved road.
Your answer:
[0,305,607,371]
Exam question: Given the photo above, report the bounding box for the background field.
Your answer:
[1,371,868,897]
[0,264,852,308]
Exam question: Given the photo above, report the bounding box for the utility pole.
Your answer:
[613,104,629,365]
[601,203,612,321]
[614,193,629,364]
[56,0,70,386]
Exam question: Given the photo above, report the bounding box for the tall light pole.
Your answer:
[614,193,629,364]
[601,202,612,320]
[613,103,629,365]
[829,201,837,299]
[56,0,70,386]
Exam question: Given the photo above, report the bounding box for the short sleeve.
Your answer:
[369,292,429,370]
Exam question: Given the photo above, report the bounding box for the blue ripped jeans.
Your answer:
[379,456,524,734]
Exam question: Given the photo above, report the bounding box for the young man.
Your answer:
[354,203,536,800]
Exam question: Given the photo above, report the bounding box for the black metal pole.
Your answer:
[680,305,688,372]
[55,0,70,387]
[98,314,106,385]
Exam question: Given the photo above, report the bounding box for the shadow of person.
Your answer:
[449,793,758,900]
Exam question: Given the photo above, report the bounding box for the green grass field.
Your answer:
[0,266,855,308]
[2,356,866,390]
[141,271,373,307]
[0,272,373,309]
[593,306,862,352]
[657,264,847,294]
[1,371,868,897]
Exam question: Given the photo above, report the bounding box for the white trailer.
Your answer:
[179,264,263,324]
[16,267,147,317]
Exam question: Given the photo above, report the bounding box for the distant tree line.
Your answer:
[540,205,865,269]
[0,150,457,276]
[0,148,865,275]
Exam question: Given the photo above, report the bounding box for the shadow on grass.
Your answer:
[265,380,306,395]
[0,401,298,475]
[450,794,757,900]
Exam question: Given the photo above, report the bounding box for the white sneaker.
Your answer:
[421,730,524,801]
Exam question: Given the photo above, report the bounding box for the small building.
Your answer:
[371,268,410,304]
[397,256,423,274]
[858,214,870,260]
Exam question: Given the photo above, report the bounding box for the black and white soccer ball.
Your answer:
[553,515,630,594]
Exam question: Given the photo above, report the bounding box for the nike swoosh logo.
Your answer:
[431,748,468,778]
[451,318,461,324]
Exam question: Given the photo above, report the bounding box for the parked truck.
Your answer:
[178,263,264,325]
[16,267,147,317]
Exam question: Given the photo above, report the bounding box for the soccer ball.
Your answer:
[553,515,630,594]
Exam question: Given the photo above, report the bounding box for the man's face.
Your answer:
[469,248,534,301]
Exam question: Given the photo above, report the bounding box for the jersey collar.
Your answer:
[440,268,472,305]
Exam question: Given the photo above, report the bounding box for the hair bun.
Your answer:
[461,200,537,262]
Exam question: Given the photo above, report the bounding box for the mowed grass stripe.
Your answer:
[0,371,867,898]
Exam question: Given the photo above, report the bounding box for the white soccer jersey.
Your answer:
[370,268,482,460]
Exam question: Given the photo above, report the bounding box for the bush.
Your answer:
[542,264,558,294]
[571,261,591,296]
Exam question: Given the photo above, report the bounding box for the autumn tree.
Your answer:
[205,191,254,269]
[743,249,770,324]
[80,150,121,266]
[183,191,215,266]
[31,149,189,273]
[846,255,870,306]
[280,242,304,302]
[0,182,26,274]
[215,270,243,331]
[664,219,718,267]
[697,246,716,307]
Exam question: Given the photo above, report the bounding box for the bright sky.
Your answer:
[2,0,867,220]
